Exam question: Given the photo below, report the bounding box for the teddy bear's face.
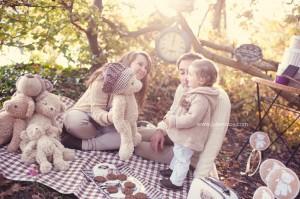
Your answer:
[36,92,65,119]
[26,124,45,140]
[3,96,30,119]
[118,75,142,95]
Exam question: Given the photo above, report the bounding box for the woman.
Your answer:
[62,51,152,150]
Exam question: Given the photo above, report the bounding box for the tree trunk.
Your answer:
[87,0,107,73]
[212,0,226,32]
[60,0,106,73]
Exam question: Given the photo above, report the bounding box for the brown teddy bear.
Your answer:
[15,74,53,98]
[102,63,143,160]
[1,93,35,152]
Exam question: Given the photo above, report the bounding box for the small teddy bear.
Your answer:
[21,123,75,173]
[20,123,75,164]
[102,63,143,160]
[20,123,47,164]
[1,93,35,152]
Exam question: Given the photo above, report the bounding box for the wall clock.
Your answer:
[155,26,191,63]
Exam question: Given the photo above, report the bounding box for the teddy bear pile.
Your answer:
[0,74,75,174]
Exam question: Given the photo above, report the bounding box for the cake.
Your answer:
[117,173,127,181]
[106,185,118,193]
[124,181,136,189]
[94,176,106,183]
[134,192,147,199]
[106,173,118,180]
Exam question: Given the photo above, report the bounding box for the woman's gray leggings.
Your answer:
[63,109,174,165]
[63,109,121,151]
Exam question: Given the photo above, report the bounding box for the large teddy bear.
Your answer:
[102,63,143,160]
[20,91,75,173]
[0,93,35,152]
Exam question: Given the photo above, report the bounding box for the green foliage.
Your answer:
[0,0,153,67]
[0,63,88,106]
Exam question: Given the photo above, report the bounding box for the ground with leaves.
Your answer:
[1,122,299,199]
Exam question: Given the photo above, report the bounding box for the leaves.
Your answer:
[0,63,88,107]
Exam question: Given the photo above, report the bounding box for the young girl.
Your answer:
[160,59,219,190]
[62,51,152,150]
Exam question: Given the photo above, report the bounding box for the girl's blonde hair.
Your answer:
[191,59,218,86]
[86,51,152,107]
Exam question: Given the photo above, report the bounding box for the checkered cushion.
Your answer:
[0,96,192,199]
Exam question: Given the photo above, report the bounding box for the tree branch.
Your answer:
[199,39,278,71]
[93,0,103,12]
[1,42,36,48]
[200,39,233,53]
[102,17,176,37]
[58,1,86,33]
[70,17,87,33]
[1,1,63,9]
[178,13,300,108]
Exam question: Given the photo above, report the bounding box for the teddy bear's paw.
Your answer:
[119,144,134,161]
[7,144,18,153]
[21,154,36,164]
[63,149,76,161]
[40,162,52,173]
[133,132,142,146]
[54,160,70,171]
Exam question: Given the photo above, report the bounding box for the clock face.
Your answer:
[156,29,191,63]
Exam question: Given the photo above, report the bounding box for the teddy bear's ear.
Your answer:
[26,100,35,118]
[16,77,21,87]
[34,75,53,93]
[43,79,53,92]
[2,100,10,110]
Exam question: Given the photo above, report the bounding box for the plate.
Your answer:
[93,163,116,177]
[84,163,148,198]
[109,176,146,199]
